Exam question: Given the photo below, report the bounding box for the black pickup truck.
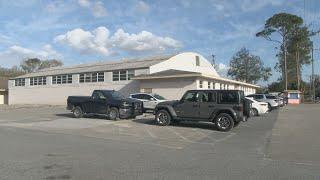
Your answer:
[154,90,251,131]
[67,90,143,120]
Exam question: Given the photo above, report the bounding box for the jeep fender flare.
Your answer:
[155,105,177,118]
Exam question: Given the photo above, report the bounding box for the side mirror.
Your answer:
[150,98,156,101]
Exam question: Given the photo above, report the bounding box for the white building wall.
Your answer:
[150,52,219,77]
[8,68,149,105]
[139,77,196,100]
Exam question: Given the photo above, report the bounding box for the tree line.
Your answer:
[0,58,63,78]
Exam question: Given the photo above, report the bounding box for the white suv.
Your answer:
[129,93,167,112]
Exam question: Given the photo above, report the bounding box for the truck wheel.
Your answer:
[73,106,83,118]
[108,107,119,120]
[155,110,171,126]
[251,108,259,116]
[215,113,234,132]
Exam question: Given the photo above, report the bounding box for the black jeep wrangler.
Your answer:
[154,90,251,131]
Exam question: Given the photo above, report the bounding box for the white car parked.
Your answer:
[246,97,269,116]
[129,93,167,112]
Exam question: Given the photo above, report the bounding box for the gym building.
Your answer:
[8,52,259,105]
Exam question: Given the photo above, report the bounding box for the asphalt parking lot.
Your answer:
[0,104,320,179]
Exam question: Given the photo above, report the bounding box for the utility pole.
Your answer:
[284,39,288,90]
[311,44,314,102]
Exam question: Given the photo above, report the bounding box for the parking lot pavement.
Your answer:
[0,105,320,179]
[266,104,320,164]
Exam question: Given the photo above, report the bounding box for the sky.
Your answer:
[0,0,319,86]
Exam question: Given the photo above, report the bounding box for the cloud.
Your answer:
[134,1,150,14]
[0,44,62,67]
[77,0,107,17]
[54,26,182,56]
[92,1,108,17]
[240,0,284,12]
[215,63,229,77]
[78,0,90,7]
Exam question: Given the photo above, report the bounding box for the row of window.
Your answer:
[112,70,135,81]
[79,72,104,83]
[199,81,215,89]
[198,80,253,92]
[53,74,73,84]
[30,76,47,86]
[14,70,136,86]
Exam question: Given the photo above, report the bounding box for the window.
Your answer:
[52,74,72,84]
[30,76,46,86]
[128,70,135,80]
[79,72,104,83]
[196,56,200,66]
[15,78,25,86]
[141,88,152,93]
[182,91,198,102]
[218,91,238,104]
[208,82,211,89]
[112,70,135,81]
[199,91,216,102]
[92,91,106,100]
[199,81,203,88]
[120,70,127,81]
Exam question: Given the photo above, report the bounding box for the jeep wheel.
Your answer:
[155,110,171,126]
[73,106,83,118]
[108,107,119,120]
[215,113,234,132]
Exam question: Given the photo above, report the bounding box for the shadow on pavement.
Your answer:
[132,118,218,131]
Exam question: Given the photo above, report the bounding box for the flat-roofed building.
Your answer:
[8,52,258,105]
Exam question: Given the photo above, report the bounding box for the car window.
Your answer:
[255,95,264,99]
[182,91,198,102]
[266,95,276,99]
[132,94,143,99]
[93,91,106,100]
[143,94,153,100]
[153,94,166,100]
[218,91,238,104]
[198,91,216,102]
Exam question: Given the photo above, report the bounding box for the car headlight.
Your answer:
[122,102,131,107]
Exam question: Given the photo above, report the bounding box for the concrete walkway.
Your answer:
[266,104,320,164]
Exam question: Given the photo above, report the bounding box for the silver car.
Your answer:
[246,94,279,110]
[129,93,167,112]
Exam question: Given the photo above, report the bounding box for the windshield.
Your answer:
[110,91,125,99]
[266,95,277,99]
[153,94,166,100]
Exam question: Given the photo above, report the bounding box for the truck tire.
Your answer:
[108,107,119,120]
[215,113,234,132]
[73,106,84,118]
[155,110,171,126]
[251,108,259,116]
